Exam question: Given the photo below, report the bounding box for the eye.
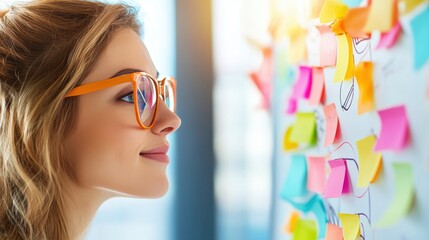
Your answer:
[119,91,134,103]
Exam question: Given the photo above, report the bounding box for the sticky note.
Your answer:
[376,162,414,227]
[293,66,313,99]
[323,159,352,198]
[401,0,425,14]
[288,34,308,64]
[354,61,375,114]
[410,4,429,69]
[319,0,349,23]
[282,193,320,212]
[290,112,317,145]
[318,25,337,67]
[376,22,402,49]
[334,34,354,82]
[309,67,325,105]
[326,224,343,240]
[281,155,308,198]
[284,211,300,233]
[324,103,341,146]
[249,47,272,109]
[283,126,299,151]
[311,196,328,238]
[286,97,298,115]
[343,0,363,7]
[356,135,383,188]
[307,156,326,194]
[339,213,360,240]
[374,105,409,151]
[292,219,318,240]
[341,6,371,38]
[364,0,398,33]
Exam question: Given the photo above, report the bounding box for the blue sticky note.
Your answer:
[343,0,363,7]
[311,196,328,238]
[280,155,308,198]
[411,4,429,69]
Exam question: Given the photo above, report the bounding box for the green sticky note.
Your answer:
[292,219,318,240]
[290,112,317,145]
[376,162,414,227]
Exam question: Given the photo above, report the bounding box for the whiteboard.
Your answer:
[272,3,429,240]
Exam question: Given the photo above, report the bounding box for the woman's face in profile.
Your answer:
[65,27,181,198]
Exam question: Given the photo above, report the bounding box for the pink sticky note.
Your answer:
[323,159,352,198]
[292,66,312,99]
[307,156,326,194]
[309,67,326,105]
[376,22,402,49]
[374,105,409,151]
[324,103,341,146]
[285,97,298,115]
[318,25,337,67]
[249,48,272,109]
[326,224,343,240]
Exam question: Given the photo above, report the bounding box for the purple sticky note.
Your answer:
[323,159,352,198]
[374,105,409,151]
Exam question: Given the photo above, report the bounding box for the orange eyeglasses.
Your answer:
[66,72,176,129]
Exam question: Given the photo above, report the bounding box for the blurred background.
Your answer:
[1,0,274,239]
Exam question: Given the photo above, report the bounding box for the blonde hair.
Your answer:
[0,0,141,239]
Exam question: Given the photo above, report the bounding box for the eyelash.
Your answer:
[119,91,134,103]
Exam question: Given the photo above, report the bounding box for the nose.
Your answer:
[150,96,181,135]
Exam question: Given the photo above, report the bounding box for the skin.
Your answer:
[63,27,181,239]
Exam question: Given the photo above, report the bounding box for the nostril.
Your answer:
[161,127,174,134]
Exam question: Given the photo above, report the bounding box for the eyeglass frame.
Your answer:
[65,71,177,129]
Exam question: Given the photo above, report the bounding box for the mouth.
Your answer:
[139,145,170,163]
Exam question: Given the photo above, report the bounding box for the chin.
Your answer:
[137,177,170,199]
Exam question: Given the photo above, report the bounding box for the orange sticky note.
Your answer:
[284,211,301,233]
[324,103,341,146]
[318,25,337,67]
[326,223,343,240]
[364,0,398,33]
[341,6,371,38]
[339,213,360,240]
[307,156,326,194]
[356,135,383,188]
[309,67,325,105]
[334,34,354,82]
[283,126,299,151]
[319,0,349,23]
[354,61,375,114]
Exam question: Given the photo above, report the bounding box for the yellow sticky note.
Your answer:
[364,0,398,33]
[319,0,349,23]
[292,219,318,240]
[355,61,375,114]
[290,112,317,145]
[339,213,360,240]
[356,135,383,188]
[401,0,425,14]
[334,34,354,82]
[288,33,308,64]
[376,162,414,227]
[283,126,299,151]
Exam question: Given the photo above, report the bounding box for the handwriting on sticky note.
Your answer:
[290,112,317,145]
[355,61,375,114]
[280,155,308,198]
[319,0,349,23]
[283,126,299,151]
[376,162,414,227]
[307,156,326,194]
[377,22,402,49]
[318,26,337,67]
[324,103,341,146]
[326,223,343,240]
[339,213,360,240]
[309,67,325,105]
[374,105,409,151]
[356,135,383,188]
[334,34,354,82]
[410,4,429,69]
[323,159,352,198]
[292,219,318,240]
[364,0,398,33]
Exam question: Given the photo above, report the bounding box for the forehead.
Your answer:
[82,27,157,84]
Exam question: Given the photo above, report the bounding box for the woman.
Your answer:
[0,0,181,239]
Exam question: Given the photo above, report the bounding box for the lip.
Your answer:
[140,145,170,163]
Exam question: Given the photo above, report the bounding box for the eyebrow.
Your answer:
[110,68,160,79]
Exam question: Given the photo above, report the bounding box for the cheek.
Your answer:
[66,97,169,198]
